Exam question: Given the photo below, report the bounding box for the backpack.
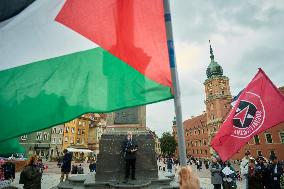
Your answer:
[19,169,26,184]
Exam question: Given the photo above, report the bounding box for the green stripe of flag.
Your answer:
[0,47,173,142]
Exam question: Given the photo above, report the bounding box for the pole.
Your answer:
[163,0,187,166]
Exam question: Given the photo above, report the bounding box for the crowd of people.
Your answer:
[209,151,283,189]
[157,151,284,189]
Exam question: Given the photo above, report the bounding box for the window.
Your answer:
[76,138,80,144]
[36,132,42,140]
[64,137,68,142]
[43,132,48,140]
[21,135,28,141]
[186,132,189,136]
[204,140,207,145]
[254,135,260,144]
[270,150,275,156]
[196,150,198,154]
[191,141,194,147]
[52,137,56,144]
[65,127,69,133]
[82,129,85,135]
[222,91,224,95]
[78,129,81,135]
[82,121,86,126]
[195,141,198,146]
[280,131,284,143]
[71,127,75,134]
[40,151,45,157]
[82,138,85,144]
[198,130,201,134]
[205,150,207,155]
[200,150,202,154]
[79,121,82,126]
[257,150,262,156]
[59,128,63,134]
[58,138,62,144]
[70,137,74,144]
[265,133,273,144]
[199,140,202,146]
[192,150,194,154]
[52,128,56,134]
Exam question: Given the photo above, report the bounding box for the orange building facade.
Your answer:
[173,45,284,160]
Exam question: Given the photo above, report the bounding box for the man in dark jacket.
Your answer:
[2,158,15,181]
[60,149,72,182]
[19,155,42,189]
[268,155,283,189]
[122,131,138,183]
[256,156,271,189]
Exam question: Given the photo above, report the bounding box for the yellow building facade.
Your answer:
[62,114,91,150]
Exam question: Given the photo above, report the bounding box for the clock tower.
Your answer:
[204,41,232,154]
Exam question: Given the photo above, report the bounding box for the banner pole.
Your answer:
[163,0,187,166]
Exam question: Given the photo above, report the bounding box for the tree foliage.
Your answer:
[160,132,177,156]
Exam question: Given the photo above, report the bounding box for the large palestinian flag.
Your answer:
[0,0,173,142]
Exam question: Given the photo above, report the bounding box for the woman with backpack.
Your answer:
[19,155,42,189]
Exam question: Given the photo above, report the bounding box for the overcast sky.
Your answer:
[146,0,284,137]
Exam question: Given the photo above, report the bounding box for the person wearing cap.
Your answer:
[209,156,223,189]
[122,131,138,183]
[240,151,250,189]
[268,155,283,189]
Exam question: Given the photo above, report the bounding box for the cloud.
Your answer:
[147,1,284,137]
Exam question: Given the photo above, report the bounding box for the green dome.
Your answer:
[206,60,223,78]
[206,42,223,78]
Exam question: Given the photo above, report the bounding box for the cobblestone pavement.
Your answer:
[6,161,244,189]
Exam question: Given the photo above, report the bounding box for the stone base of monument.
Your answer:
[57,131,178,189]
[57,173,178,189]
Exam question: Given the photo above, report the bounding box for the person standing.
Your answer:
[210,156,223,189]
[222,161,237,189]
[167,156,173,173]
[19,155,42,189]
[89,158,96,172]
[2,158,15,182]
[256,156,270,189]
[248,158,263,189]
[60,149,72,182]
[122,131,138,183]
[268,155,283,189]
[240,151,250,189]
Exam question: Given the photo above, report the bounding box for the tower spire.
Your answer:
[209,40,214,61]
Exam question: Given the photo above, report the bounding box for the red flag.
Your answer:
[211,68,284,161]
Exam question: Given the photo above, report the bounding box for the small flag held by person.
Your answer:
[211,68,284,161]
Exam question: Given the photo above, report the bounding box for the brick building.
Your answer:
[173,45,284,160]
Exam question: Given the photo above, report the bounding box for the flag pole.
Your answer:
[163,0,187,166]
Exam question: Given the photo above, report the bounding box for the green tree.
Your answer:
[160,132,177,156]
